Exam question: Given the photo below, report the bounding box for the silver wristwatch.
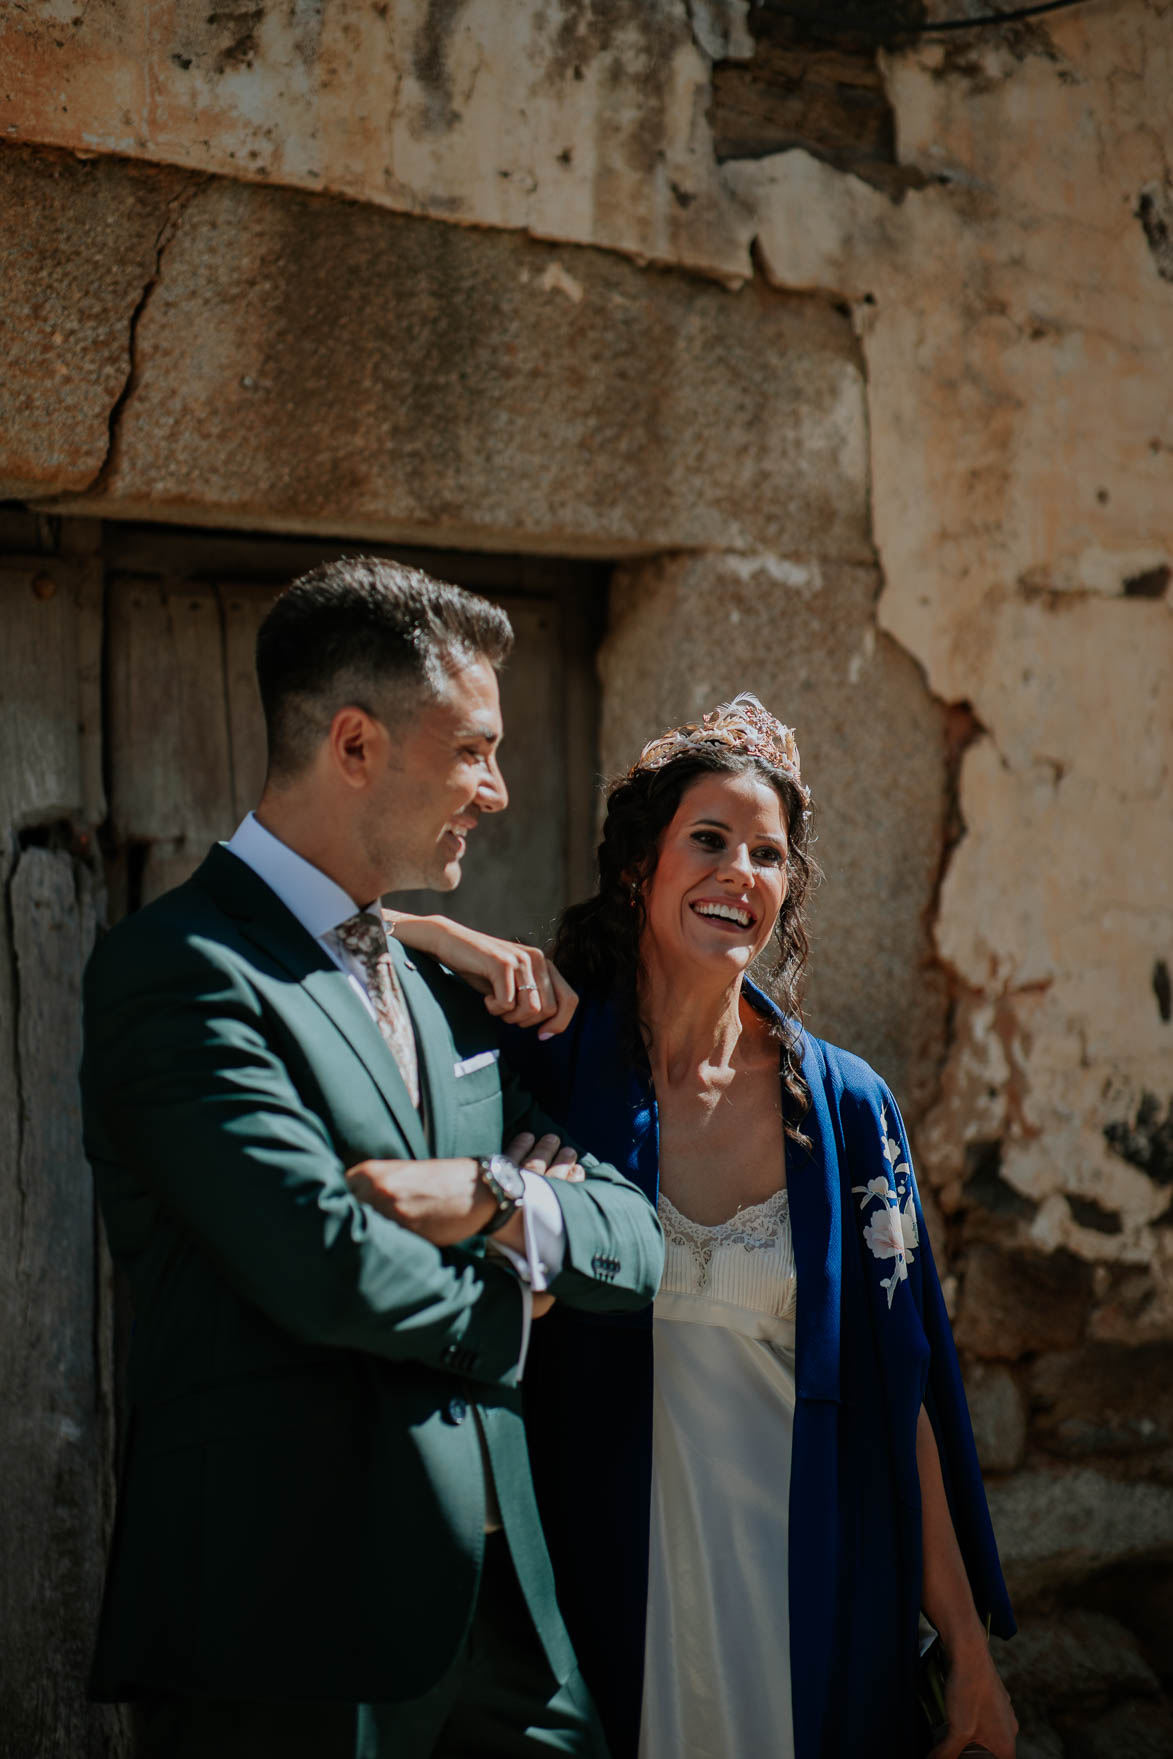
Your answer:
[475,1154,526,1234]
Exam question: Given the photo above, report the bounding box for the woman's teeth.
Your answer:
[693,903,752,927]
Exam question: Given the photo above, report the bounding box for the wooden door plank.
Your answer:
[107,574,234,849]
[0,850,115,1757]
[219,581,279,822]
[0,565,83,831]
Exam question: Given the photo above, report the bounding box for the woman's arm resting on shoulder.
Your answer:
[919,1408,1019,1759]
[384,910,578,1037]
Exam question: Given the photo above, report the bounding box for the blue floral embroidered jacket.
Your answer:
[505,983,1015,1759]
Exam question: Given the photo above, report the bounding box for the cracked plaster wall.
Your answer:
[0,0,758,280]
[723,16,1173,1287]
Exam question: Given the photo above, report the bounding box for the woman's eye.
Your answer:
[692,831,723,849]
[755,847,784,864]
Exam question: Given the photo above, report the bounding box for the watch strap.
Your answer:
[476,1155,524,1235]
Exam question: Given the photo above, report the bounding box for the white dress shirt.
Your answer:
[224,812,566,1373]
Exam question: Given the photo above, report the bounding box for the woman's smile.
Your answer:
[689,897,757,931]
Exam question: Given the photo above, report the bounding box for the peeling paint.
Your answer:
[0,0,756,280]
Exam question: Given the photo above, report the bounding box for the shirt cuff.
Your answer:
[489,1172,567,1293]
[487,1174,567,1380]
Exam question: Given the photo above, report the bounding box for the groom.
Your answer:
[82,558,663,1756]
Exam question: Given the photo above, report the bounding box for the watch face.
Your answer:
[490,1155,526,1204]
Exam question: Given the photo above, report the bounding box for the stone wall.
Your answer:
[2,2,1171,1753]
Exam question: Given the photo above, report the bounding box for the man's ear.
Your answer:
[328,706,387,790]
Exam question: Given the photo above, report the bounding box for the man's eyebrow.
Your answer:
[690,816,786,844]
[455,723,502,744]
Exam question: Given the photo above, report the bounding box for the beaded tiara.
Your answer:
[628,692,810,807]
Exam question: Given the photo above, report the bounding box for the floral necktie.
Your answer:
[334,910,421,1110]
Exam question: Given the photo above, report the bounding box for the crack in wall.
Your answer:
[83,174,210,500]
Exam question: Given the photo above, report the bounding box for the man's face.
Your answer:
[364,658,508,893]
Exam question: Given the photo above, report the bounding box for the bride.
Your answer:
[393,695,1018,1759]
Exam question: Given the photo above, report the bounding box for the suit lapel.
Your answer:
[194,845,430,1161]
[390,940,454,1158]
[300,963,430,1161]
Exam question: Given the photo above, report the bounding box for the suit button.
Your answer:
[445,1396,469,1425]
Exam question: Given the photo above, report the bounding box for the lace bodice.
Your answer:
[657,1187,796,1319]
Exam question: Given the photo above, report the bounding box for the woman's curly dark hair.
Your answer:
[551,745,819,1140]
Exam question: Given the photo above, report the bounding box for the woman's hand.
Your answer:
[929,1638,1018,1759]
[505,1131,585,1183]
[918,1403,1017,1759]
[384,911,578,1038]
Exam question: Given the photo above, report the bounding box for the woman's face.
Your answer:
[641,770,790,978]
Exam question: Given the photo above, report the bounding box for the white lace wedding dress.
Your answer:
[638,1185,798,1759]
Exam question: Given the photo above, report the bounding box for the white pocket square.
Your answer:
[453,1049,500,1078]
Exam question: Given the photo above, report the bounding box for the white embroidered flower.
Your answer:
[858,1108,921,1308]
[863,1204,905,1261]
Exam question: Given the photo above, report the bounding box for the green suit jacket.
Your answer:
[82,844,663,1704]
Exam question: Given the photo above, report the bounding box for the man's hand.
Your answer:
[382,911,578,1038]
[346,1157,497,1245]
[346,1133,585,1254]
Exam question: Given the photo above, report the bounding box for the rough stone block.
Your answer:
[1066,1699,1173,1759]
[995,1611,1160,1710]
[1029,1344,1173,1467]
[599,550,947,1113]
[0,145,190,499]
[1014,1721,1064,1759]
[986,1467,1173,1601]
[1080,1557,1173,1690]
[964,1361,1027,1474]
[0,0,755,281]
[44,171,869,562]
[954,1245,1092,1361]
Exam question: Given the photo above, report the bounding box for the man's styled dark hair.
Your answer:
[256,557,513,780]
